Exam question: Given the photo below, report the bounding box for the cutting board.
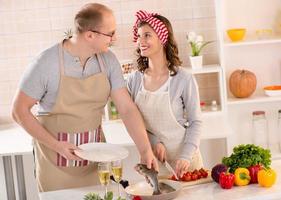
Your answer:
[159,171,213,188]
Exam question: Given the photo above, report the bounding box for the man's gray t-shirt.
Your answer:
[19,43,125,113]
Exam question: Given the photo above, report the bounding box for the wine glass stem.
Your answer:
[118,183,120,197]
[105,185,108,198]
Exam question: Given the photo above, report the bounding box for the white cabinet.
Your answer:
[215,0,281,159]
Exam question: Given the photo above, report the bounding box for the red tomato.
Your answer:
[191,173,198,181]
[183,173,191,182]
[202,171,208,178]
[170,175,177,181]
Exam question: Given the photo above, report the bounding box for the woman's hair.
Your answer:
[74,3,112,33]
[136,15,182,76]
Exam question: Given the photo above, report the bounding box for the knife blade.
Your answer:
[164,161,179,180]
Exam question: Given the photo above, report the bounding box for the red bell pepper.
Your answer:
[219,172,235,189]
[248,164,262,184]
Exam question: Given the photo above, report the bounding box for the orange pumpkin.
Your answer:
[229,69,257,98]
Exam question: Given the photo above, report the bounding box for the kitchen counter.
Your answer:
[40,160,281,200]
[0,123,34,200]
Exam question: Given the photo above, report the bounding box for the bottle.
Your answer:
[110,101,118,120]
[252,111,268,149]
[278,110,281,152]
[200,101,206,111]
[211,100,218,111]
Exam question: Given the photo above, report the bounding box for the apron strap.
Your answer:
[58,42,65,76]
[96,54,106,73]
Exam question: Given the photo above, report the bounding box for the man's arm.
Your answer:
[12,90,82,161]
[111,88,159,170]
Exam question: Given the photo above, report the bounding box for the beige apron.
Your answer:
[135,76,203,176]
[34,42,110,192]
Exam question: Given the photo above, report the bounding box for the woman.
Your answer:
[12,4,158,192]
[127,10,203,178]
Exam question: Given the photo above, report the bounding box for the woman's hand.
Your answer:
[153,142,167,162]
[175,159,190,178]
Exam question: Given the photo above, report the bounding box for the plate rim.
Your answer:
[74,142,129,162]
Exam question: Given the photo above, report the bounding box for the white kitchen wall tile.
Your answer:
[193,6,216,19]
[60,7,75,19]
[192,18,217,31]
[60,0,75,7]
[48,0,63,8]
[120,0,146,11]
[192,0,214,7]
[121,11,136,25]
[114,12,123,25]
[0,0,12,12]
[25,0,48,9]
[169,7,193,20]
[11,0,25,10]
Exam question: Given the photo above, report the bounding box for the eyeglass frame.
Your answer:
[89,29,115,39]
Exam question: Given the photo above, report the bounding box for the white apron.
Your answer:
[135,76,203,175]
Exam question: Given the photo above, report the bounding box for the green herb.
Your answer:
[84,192,102,200]
[84,191,125,200]
[222,144,271,173]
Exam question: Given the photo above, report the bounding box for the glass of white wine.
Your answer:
[98,162,111,198]
[111,160,123,197]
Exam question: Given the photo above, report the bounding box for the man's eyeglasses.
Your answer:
[89,30,115,39]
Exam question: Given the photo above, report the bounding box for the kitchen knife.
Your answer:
[164,161,179,180]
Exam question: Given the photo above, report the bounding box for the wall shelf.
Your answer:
[185,64,222,74]
[224,36,281,47]
[227,94,281,105]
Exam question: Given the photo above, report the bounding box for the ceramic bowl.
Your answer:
[264,85,281,97]
[227,28,246,42]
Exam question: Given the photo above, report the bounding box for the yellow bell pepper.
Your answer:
[258,168,277,187]
[234,168,251,186]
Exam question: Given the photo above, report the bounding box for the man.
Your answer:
[12,3,158,192]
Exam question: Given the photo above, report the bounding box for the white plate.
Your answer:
[74,143,129,162]
[125,179,182,200]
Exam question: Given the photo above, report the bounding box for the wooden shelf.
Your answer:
[227,94,281,105]
[224,36,281,47]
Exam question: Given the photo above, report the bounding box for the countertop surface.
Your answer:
[0,123,33,156]
[0,121,135,157]
[40,160,281,200]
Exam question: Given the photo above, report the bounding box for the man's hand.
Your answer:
[175,159,190,178]
[153,142,167,162]
[140,149,159,172]
[55,141,83,161]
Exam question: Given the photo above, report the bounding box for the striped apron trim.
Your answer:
[56,126,102,167]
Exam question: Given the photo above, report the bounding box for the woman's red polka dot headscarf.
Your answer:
[133,10,169,45]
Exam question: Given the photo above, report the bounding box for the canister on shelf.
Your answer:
[252,111,268,149]
[211,100,218,111]
[200,101,206,111]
